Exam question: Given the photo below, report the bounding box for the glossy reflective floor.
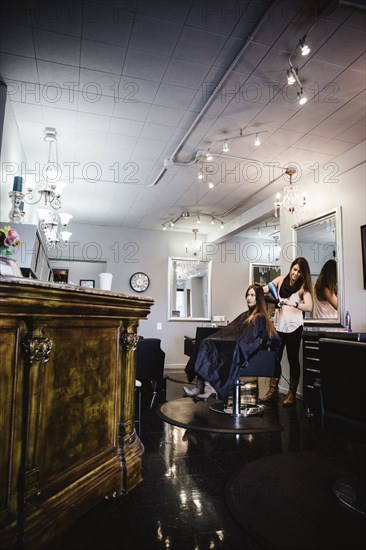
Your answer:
[54,375,364,550]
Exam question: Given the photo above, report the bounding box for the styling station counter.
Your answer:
[0,277,153,549]
[302,329,366,422]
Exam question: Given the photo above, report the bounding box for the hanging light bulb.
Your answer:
[198,167,203,180]
[206,151,213,161]
[254,133,260,146]
[220,222,224,229]
[162,224,167,230]
[299,36,310,56]
[222,140,229,153]
[287,68,296,85]
[297,88,307,105]
[197,216,201,224]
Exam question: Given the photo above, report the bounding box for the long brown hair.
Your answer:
[314,259,337,300]
[290,257,312,294]
[245,283,276,337]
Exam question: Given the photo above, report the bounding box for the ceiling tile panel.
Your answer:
[129,15,182,56]
[34,29,81,66]
[123,50,170,82]
[80,39,126,74]
[0,23,35,57]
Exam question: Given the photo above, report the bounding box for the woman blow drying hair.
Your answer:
[262,257,313,407]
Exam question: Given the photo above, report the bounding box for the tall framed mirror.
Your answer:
[168,257,212,321]
[294,207,344,326]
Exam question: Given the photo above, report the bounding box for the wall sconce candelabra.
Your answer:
[38,209,72,250]
[274,168,306,218]
[23,127,66,210]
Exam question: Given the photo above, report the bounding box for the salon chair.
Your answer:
[136,338,165,409]
[211,339,278,417]
[319,337,366,516]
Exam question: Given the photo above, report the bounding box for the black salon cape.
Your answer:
[193,311,278,400]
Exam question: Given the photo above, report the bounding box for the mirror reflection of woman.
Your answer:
[313,259,338,319]
[262,257,313,407]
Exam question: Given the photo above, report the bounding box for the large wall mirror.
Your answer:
[168,257,212,321]
[294,207,344,326]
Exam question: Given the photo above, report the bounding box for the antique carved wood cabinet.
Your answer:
[0,277,153,548]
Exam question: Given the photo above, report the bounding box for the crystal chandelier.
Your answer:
[185,229,202,257]
[23,127,65,210]
[38,209,72,250]
[274,168,306,218]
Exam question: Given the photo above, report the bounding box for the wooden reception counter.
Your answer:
[0,277,154,549]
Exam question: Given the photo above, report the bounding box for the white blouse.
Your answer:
[274,290,304,333]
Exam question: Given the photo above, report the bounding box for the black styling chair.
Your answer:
[136,338,165,409]
[211,339,278,417]
[319,338,366,516]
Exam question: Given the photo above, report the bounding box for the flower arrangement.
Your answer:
[0,225,21,258]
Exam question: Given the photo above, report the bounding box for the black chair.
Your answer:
[136,338,165,409]
[319,337,366,516]
[211,339,278,417]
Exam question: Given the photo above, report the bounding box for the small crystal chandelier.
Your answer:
[38,209,72,250]
[23,127,65,210]
[274,168,306,218]
[185,229,202,257]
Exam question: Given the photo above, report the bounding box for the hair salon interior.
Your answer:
[0,0,365,549]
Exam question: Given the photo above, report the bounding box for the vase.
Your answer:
[0,256,22,277]
[98,272,113,290]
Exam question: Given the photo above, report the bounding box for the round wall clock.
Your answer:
[129,272,150,293]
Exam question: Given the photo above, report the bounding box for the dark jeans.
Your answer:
[276,325,303,380]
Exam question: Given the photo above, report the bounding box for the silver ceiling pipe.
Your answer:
[147,0,279,187]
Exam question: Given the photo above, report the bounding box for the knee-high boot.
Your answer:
[183,377,204,397]
[259,377,279,403]
[283,378,299,407]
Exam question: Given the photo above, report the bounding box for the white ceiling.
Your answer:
[0,0,365,237]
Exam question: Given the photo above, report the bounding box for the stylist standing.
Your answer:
[261,257,313,407]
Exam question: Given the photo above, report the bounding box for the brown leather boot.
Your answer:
[259,377,279,403]
[283,378,299,407]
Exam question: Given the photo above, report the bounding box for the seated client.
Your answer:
[184,283,279,400]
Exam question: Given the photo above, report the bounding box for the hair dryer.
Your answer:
[268,281,281,307]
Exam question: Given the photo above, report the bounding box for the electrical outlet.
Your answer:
[157,322,162,330]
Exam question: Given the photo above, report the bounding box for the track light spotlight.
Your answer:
[287,68,296,85]
[198,168,203,180]
[220,222,224,229]
[222,140,229,153]
[162,224,166,230]
[206,151,213,161]
[254,133,260,146]
[297,88,307,105]
[211,218,215,225]
[170,220,175,227]
[299,36,310,56]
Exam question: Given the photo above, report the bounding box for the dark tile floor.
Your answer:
[54,375,363,550]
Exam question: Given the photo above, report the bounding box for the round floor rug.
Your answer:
[157,397,283,434]
[225,450,366,550]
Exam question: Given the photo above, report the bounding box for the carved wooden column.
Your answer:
[119,320,143,493]
[22,324,53,500]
